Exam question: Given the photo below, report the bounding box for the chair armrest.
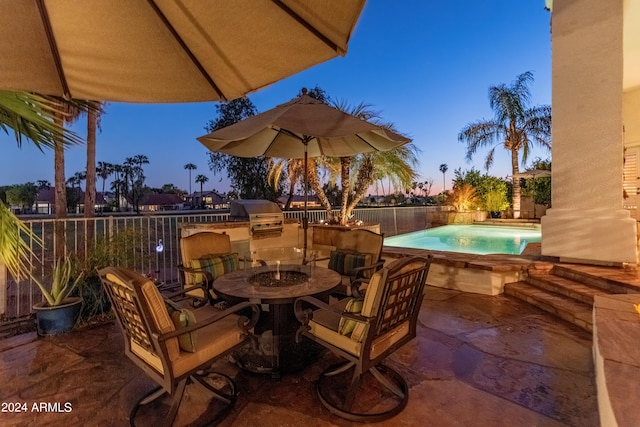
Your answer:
[162,285,208,300]
[178,264,214,283]
[157,301,260,341]
[294,295,373,342]
[349,260,385,280]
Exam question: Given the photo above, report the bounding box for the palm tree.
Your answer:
[439,163,448,193]
[111,164,124,211]
[458,71,551,218]
[184,163,197,197]
[96,161,113,208]
[36,180,51,190]
[268,158,304,210]
[195,174,209,208]
[84,102,104,219]
[0,91,82,280]
[124,155,149,213]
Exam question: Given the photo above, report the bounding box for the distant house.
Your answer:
[138,193,184,212]
[34,188,107,214]
[188,190,227,210]
[277,194,321,209]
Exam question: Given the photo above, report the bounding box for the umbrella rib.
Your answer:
[146,0,226,100]
[264,128,304,155]
[271,0,342,54]
[36,0,71,99]
[355,134,377,152]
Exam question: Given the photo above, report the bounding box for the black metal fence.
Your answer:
[1,206,443,322]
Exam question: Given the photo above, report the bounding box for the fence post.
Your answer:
[393,207,398,236]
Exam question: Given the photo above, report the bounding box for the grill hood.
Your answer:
[229,199,284,237]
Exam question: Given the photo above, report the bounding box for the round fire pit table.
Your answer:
[213,264,341,377]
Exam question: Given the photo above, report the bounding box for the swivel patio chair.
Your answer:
[295,256,431,422]
[178,231,240,306]
[100,266,259,427]
[316,229,385,298]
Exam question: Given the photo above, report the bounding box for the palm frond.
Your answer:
[0,91,84,150]
[0,202,42,281]
[458,120,502,161]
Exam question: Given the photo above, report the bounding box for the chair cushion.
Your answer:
[172,310,245,377]
[338,298,364,336]
[189,253,239,284]
[328,250,372,277]
[309,315,362,357]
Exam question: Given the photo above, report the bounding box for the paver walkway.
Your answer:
[0,286,598,427]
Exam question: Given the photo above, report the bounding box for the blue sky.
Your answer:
[0,1,552,195]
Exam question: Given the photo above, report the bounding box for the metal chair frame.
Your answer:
[295,256,431,422]
[100,266,259,426]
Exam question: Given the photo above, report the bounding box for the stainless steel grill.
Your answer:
[229,199,284,237]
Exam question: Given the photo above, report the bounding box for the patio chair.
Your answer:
[178,231,240,306]
[316,229,385,298]
[99,266,259,427]
[294,256,431,422]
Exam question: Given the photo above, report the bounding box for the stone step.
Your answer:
[551,264,635,294]
[504,281,593,332]
[526,274,611,305]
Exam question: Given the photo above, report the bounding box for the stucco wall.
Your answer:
[624,87,640,148]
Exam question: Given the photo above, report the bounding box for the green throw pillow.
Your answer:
[170,308,197,353]
[338,298,364,336]
[165,299,197,353]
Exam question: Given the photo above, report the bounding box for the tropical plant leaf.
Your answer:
[0,90,85,150]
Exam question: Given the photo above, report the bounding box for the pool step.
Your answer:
[504,266,623,332]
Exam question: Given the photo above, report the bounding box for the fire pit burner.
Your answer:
[247,270,309,287]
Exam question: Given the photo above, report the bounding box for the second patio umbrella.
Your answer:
[197,92,411,257]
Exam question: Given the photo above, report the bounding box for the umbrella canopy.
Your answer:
[197,92,411,259]
[513,170,551,179]
[197,93,411,157]
[0,0,365,102]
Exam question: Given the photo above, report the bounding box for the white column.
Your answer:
[541,0,638,264]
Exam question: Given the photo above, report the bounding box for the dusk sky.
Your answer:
[0,1,552,196]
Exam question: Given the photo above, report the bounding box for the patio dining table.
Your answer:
[213,263,341,378]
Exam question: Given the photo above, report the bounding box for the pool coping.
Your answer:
[381,245,552,295]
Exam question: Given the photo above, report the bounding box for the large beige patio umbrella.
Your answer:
[197,91,411,257]
[0,0,365,102]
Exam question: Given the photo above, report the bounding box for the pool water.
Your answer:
[384,225,541,255]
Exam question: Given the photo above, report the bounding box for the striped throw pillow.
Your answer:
[328,250,373,277]
[190,253,239,285]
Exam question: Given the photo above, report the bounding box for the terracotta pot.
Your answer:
[33,297,82,336]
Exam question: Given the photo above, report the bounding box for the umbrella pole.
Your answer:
[303,142,309,263]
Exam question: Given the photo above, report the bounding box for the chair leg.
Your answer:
[129,373,237,427]
[165,379,187,427]
[129,380,186,427]
[191,372,237,406]
[316,362,409,423]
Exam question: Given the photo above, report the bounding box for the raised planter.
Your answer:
[33,297,82,336]
[309,222,381,258]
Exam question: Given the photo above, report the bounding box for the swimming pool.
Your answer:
[384,225,541,255]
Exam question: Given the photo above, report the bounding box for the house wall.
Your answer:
[624,87,640,148]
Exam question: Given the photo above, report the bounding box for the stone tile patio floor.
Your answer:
[0,285,599,427]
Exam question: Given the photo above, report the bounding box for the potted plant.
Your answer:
[484,189,509,218]
[32,257,86,336]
